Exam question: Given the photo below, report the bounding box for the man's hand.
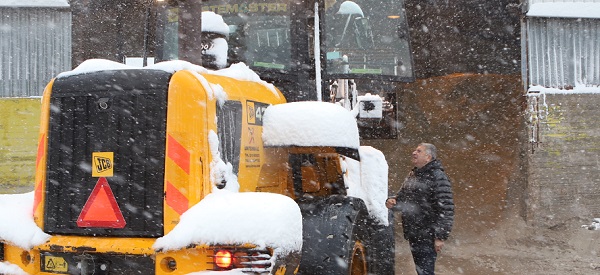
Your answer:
[385,198,396,209]
[434,239,444,253]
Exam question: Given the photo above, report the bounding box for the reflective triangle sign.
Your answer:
[77,177,126,228]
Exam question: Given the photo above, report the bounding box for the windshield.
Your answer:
[156,0,293,71]
[155,0,412,82]
[323,0,413,81]
[203,1,292,70]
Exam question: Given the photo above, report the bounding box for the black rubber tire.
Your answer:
[365,210,395,275]
[296,195,371,275]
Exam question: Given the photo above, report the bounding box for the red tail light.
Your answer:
[214,250,233,269]
[212,248,272,271]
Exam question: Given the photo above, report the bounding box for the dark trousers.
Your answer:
[408,238,437,275]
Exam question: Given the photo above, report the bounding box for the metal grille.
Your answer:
[44,70,170,237]
[0,7,71,97]
[527,17,600,89]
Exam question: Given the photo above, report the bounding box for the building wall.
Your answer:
[0,7,71,97]
[526,93,600,227]
[0,98,41,192]
[366,74,526,237]
[70,0,150,67]
[523,0,600,227]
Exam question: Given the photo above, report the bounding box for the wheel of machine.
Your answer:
[350,239,367,275]
[365,210,395,275]
[297,195,370,275]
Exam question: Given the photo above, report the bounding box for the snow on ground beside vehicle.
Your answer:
[0,192,49,250]
[0,262,28,275]
[262,101,360,149]
[346,146,390,226]
[581,218,600,230]
[152,190,302,253]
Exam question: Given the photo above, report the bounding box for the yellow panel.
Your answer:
[164,70,211,233]
[199,74,286,194]
[33,80,54,228]
[156,248,214,274]
[5,238,216,275]
[3,244,40,274]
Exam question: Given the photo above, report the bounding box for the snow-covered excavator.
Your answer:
[0,0,414,274]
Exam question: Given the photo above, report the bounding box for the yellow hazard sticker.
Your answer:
[92,152,114,177]
[247,101,256,124]
[44,255,68,272]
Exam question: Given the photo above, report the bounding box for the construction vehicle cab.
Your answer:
[155,0,414,138]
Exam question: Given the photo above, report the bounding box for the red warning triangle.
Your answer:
[77,177,126,228]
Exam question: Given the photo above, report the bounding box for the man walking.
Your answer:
[386,143,454,275]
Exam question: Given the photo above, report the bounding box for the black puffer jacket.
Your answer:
[395,159,454,242]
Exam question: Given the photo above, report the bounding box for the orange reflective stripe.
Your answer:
[36,134,45,169]
[166,181,189,215]
[33,181,42,214]
[167,134,191,174]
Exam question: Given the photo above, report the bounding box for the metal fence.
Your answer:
[0,7,71,97]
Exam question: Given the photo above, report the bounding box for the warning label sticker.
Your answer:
[92,152,114,177]
[44,255,68,273]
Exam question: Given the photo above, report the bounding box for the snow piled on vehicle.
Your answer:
[262,101,360,149]
[0,192,50,249]
[207,130,240,192]
[56,59,142,78]
[153,130,302,262]
[345,146,390,226]
[201,11,229,36]
[54,59,280,98]
[209,63,280,98]
[152,190,302,253]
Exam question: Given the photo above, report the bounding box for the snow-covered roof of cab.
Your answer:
[54,59,280,96]
[262,102,360,149]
